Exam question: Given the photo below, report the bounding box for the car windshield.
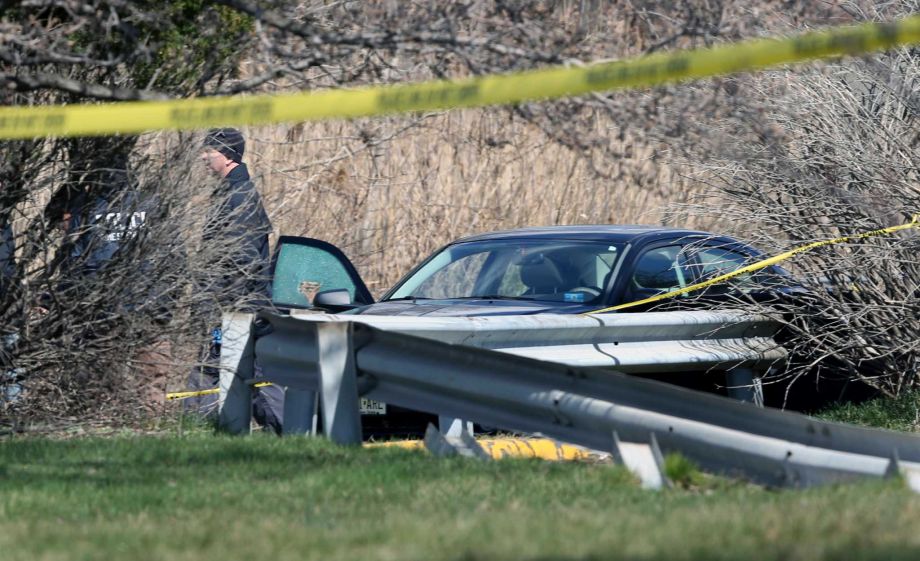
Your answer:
[387,239,623,304]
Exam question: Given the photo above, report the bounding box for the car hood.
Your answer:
[350,299,596,317]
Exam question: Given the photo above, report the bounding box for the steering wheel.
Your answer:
[568,286,602,298]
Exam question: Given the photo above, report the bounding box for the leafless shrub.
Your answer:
[676,2,920,398]
[0,132,278,420]
[0,1,264,423]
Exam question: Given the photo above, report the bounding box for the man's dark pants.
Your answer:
[184,326,284,434]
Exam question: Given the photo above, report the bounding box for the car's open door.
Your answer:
[270,236,374,310]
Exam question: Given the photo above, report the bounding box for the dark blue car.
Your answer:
[268,225,800,436]
[270,225,794,316]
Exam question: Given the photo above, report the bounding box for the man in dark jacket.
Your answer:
[45,174,171,325]
[57,187,152,276]
[198,128,272,307]
[186,128,283,433]
[44,174,181,408]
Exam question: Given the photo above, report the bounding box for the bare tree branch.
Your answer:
[0,72,169,101]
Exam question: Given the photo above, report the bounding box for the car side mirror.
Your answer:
[313,288,354,309]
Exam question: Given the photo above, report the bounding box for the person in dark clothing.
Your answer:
[186,128,283,433]
[0,221,14,299]
[57,188,152,276]
[198,128,273,307]
[45,179,169,323]
[0,219,21,404]
[45,179,180,406]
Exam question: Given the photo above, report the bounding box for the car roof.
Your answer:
[454,224,725,245]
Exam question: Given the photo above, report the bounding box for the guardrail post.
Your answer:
[423,423,490,460]
[283,389,318,436]
[317,322,362,445]
[611,431,669,490]
[218,312,256,434]
[439,416,474,438]
[725,367,764,406]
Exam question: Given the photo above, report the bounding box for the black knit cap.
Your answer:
[203,128,245,162]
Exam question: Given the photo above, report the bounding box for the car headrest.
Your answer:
[634,251,678,289]
[519,254,564,291]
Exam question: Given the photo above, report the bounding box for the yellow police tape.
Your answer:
[586,214,920,314]
[367,437,597,461]
[165,382,272,401]
[2,17,919,139]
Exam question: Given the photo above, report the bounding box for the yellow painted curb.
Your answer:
[367,437,599,461]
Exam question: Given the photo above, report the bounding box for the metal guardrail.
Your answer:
[284,310,786,402]
[285,309,785,371]
[217,310,920,488]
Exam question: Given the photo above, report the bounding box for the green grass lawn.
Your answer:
[816,389,920,432]
[2,427,920,561]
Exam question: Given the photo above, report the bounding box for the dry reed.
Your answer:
[244,110,710,294]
